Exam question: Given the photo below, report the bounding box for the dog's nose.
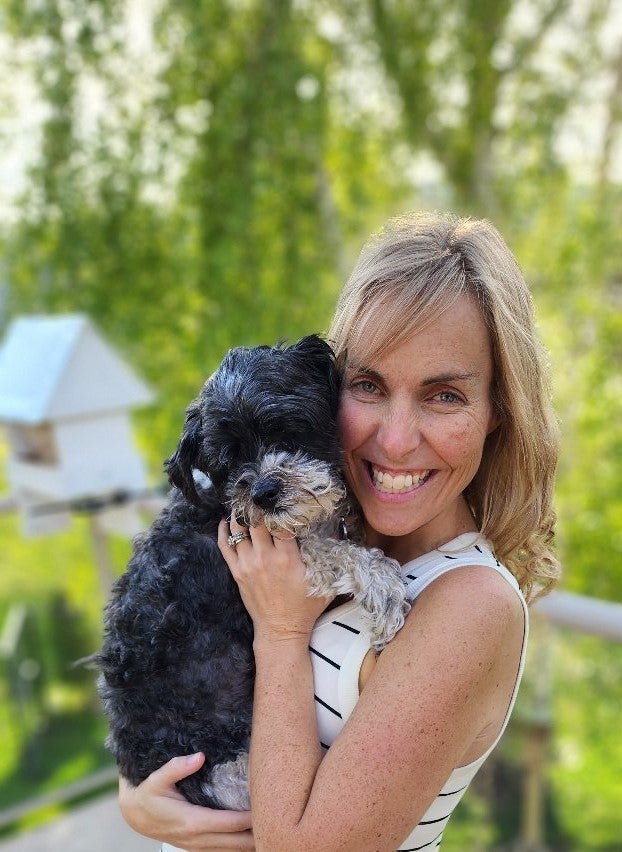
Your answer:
[251,477,281,510]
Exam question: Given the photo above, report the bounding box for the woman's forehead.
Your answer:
[345,294,493,376]
[346,291,476,362]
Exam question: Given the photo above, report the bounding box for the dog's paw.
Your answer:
[369,593,411,650]
[352,550,411,649]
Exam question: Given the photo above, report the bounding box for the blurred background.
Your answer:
[0,0,620,849]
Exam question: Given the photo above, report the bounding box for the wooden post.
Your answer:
[521,721,551,850]
[87,514,116,599]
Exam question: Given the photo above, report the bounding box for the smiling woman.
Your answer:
[329,212,560,594]
[338,294,499,563]
[119,212,561,852]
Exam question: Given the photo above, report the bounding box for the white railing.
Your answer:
[534,590,622,642]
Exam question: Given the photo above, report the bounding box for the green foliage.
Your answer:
[550,634,622,850]
[511,185,622,602]
[0,456,126,819]
[354,0,612,213]
[3,0,380,458]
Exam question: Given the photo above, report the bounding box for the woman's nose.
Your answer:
[376,407,421,461]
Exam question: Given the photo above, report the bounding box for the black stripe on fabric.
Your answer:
[314,694,342,718]
[332,620,360,635]
[438,783,468,796]
[320,741,330,750]
[474,545,483,553]
[405,573,418,581]
[397,829,444,851]
[443,554,457,560]
[309,646,340,669]
[418,812,451,825]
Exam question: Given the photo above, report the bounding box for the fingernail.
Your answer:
[186,752,202,764]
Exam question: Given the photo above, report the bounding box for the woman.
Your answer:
[119,212,560,851]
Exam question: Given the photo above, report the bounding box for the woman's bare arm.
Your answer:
[248,566,524,852]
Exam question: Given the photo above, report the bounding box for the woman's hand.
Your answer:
[118,753,254,851]
[218,517,332,643]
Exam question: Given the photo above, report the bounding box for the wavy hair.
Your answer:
[328,212,560,600]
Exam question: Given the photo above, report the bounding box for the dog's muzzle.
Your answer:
[250,477,280,511]
[227,450,346,537]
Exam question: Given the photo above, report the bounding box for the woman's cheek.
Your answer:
[444,416,488,466]
[337,397,360,450]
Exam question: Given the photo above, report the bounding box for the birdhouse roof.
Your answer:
[0,314,154,424]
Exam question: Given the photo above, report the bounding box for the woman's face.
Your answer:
[338,294,499,561]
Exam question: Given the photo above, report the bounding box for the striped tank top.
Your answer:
[309,532,529,852]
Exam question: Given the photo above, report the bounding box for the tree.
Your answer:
[1,0,348,453]
[343,0,612,214]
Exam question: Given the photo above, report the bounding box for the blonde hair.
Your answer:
[328,212,560,600]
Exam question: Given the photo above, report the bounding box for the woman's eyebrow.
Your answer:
[421,372,478,385]
[345,362,384,382]
[346,362,479,386]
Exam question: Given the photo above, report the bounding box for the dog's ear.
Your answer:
[164,398,205,506]
[294,335,341,411]
[292,335,337,374]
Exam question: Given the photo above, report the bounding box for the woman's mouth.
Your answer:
[368,463,432,494]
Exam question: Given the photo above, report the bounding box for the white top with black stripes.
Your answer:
[309,532,529,852]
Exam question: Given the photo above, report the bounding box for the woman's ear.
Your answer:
[164,398,205,506]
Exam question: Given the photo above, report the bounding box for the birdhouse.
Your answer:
[0,314,155,535]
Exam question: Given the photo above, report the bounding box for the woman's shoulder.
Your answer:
[397,561,526,682]
[416,562,525,622]
[402,534,526,613]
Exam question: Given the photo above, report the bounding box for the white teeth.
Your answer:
[371,466,430,493]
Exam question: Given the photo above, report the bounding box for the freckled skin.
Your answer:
[338,295,500,563]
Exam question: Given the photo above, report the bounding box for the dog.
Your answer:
[95,335,409,810]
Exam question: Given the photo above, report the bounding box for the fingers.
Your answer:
[118,760,254,850]
[226,516,297,551]
[218,517,273,567]
[218,518,242,567]
[229,515,272,546]
[148,752,206,791]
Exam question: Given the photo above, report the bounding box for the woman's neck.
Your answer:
[365,499,478,564]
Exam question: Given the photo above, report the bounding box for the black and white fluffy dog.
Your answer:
[96,335,409,811]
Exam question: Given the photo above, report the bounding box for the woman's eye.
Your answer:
[351,379,379,394]
[434,390,462,403]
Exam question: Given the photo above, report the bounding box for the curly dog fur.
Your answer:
[95,335,409,809]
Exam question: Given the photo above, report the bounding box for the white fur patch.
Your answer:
[201,752,250,810]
